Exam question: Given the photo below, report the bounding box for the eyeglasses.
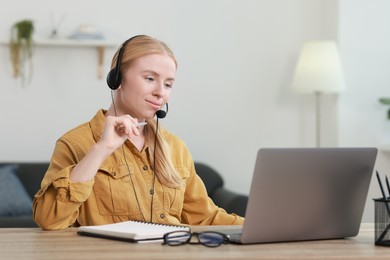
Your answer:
[162,231,229,247]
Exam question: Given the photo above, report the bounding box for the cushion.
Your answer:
[0,165,33,216]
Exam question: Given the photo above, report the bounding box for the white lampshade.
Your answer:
[291,41,346,94]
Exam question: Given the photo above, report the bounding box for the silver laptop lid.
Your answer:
[241,147,377,244]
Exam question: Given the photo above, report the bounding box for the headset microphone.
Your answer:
[155,103,169,119]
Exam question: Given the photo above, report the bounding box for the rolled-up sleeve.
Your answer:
[33,139,94,230]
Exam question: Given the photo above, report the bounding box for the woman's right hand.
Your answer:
[69,115,143,183]
[99,115,142,153]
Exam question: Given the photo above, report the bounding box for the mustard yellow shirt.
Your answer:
[33,109,244,230]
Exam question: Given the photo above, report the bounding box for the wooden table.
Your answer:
[0,224,389,259]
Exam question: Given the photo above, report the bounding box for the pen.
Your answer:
[376,171,390,215]
[376,171,387,199]
[117,122,147,131]
[376,171,390,243]
[135,122,147,127]
[386,176,390,198]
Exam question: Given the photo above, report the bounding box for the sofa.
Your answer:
[194,162,248,217]
[0,163,49,227]
[0,162,247,228]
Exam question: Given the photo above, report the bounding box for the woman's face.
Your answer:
[116,53,176,120]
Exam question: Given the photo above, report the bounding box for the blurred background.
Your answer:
[1,0,389,222]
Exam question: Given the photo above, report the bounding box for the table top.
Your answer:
[0,224,389,260]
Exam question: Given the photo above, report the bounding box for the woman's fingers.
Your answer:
[111,115,145,139]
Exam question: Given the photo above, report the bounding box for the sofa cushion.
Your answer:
[11,163,48,198]
[0,165,33,216]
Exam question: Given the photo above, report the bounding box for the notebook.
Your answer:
[228,147,378,244]
[77,220,189,242]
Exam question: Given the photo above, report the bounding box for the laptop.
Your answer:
[228,147,378,244]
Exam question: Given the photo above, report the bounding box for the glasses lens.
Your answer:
[164,231,191,246]
[198,232,227,247]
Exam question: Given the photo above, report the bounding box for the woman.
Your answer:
[33,35,244,230]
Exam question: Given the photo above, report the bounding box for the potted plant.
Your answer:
[9,19,34,86]
[379,97,390,119]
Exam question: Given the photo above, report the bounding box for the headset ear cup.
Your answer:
[108,35,143,90]
[107,69,121,90]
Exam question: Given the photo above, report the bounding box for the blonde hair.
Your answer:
[111,35,182,188]
[110,35,177,72]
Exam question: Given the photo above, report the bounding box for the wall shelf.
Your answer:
[32,38,118,47]
[0,38,119,79]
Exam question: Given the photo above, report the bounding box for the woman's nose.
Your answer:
[153,82,164,96]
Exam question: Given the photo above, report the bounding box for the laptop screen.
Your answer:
[240,147,377,244]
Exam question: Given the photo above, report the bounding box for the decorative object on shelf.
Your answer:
[68,24,105,40]
[9,19,35,86]
[379,98,390,119]
[50,12,68,39]
[291,41,346,147]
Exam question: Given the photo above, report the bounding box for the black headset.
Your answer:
[106,35,142,90]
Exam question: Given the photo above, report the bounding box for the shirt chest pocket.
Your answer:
[93,165,141,216]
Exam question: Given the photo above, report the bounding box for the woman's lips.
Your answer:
[146,100,161,110]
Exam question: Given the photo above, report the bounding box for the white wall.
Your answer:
[339,0,390,147]
[5,0,385,222]
[339,0,390,222]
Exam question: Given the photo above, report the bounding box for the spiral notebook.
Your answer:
[77,221,190,242]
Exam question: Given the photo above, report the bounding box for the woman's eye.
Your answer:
[146,76,154,82]
[165,83,173,88]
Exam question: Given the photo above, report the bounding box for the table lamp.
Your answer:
[291,41,345,147]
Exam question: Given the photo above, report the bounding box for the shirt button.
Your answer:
[143,166,148,170]
[160,213,165,219]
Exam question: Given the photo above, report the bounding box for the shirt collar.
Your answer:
[89,109,106,142]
